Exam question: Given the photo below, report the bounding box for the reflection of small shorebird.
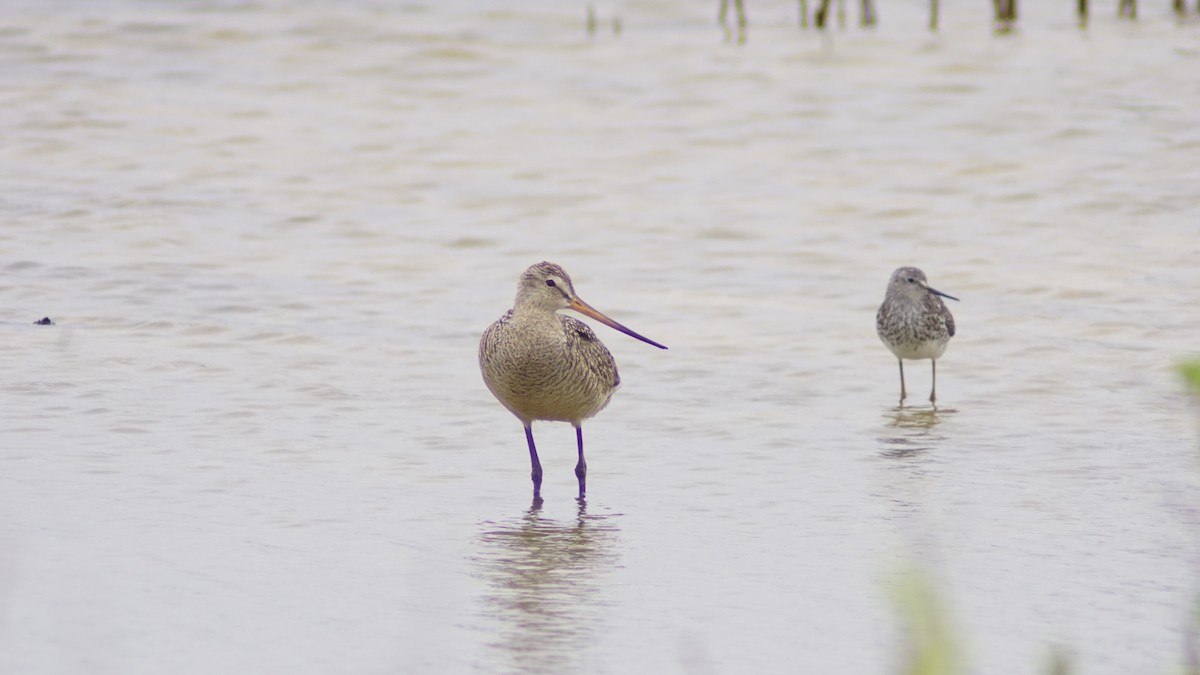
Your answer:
[876,267,959,406]
[480,262,667,499]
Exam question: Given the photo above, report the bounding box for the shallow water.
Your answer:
[2,1,1199,673]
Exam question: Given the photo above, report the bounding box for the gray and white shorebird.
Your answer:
[480,261,667,499]
[876,267,959,405]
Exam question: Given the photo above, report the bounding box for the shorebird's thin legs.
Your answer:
[524,426,543,498]
[574,425,587,498]
[930,360,937,404]
[897,359,907,405]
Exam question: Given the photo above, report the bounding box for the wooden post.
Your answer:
[861,0,877,26]
[815,0,833,28]
[994,0,1017,28]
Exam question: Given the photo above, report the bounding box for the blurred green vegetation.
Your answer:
[892,566,1076,675]
[1181,360,1200,395]
[892,364,1200,675]
[1188,604,1200,675]
[892,568,961,675]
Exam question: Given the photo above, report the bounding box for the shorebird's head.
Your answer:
[887,266,959,302]
[514,261,667,350]
[516,261,577,311]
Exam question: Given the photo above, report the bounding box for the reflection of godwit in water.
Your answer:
[473,499,621,674]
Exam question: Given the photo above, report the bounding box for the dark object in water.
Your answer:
[815,0,832,27]
[34,317,54,325]
[862,0,877,26]
[994,0,1018,26]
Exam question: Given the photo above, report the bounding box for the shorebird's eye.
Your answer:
[906,277,914,283]
[545,279,556,287]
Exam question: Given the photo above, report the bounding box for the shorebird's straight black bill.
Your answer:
[929,287,959,302]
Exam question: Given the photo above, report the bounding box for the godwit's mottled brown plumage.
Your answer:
[480,262,666,499]
[876,266,959,405]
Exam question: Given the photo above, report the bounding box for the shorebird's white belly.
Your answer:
[888,337,948,361]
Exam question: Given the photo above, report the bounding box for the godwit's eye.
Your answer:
[906,277,915,283]
[545,279,556,287]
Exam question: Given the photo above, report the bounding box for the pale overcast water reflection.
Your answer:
[1,1,1199,673]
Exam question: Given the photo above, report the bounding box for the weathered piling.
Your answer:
[717,0,747,41]
[861,0,877,26]
[719,0,1181,35]
[718,0,748,28]
[586,6,622,38]
[815,0,833,28]
[994,0,1017,29]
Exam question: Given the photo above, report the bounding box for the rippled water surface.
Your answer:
[2,1,1199,673]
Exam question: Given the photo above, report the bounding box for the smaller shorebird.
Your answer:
[876,267,959,405]
[480,262,666,499]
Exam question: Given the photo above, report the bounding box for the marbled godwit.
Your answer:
[480,262,666,499]
[876,267,959,405]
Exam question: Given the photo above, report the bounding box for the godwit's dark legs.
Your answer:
[574,425,587,498]
[524,426,542,498]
